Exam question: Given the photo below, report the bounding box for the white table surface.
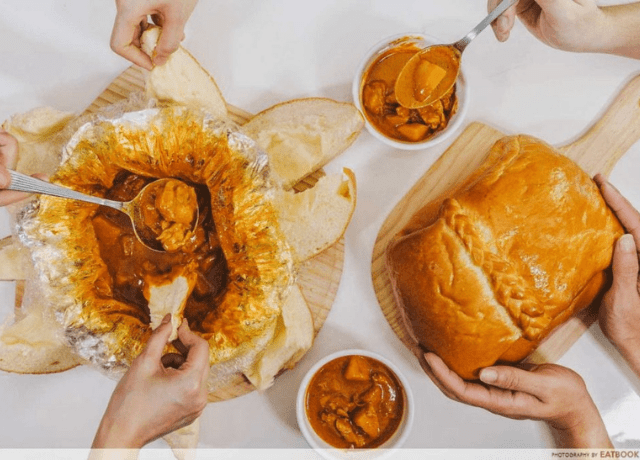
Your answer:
[1,0,639,452]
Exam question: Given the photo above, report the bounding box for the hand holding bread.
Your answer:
[111,0,199,70]
[595,174,640,377]
[92,316,209,449]
[423,352,613,448]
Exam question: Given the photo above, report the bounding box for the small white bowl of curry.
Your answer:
[353,33,468,150]
[296,349,414,458]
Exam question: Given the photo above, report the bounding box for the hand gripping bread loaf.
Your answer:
[386,135,624,380]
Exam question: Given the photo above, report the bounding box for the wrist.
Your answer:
[615,338,640,376]
[597,5,640,59]
[548,405,612,449]
[92,416,146,449]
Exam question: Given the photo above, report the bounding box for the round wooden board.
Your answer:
[85,66,345,402]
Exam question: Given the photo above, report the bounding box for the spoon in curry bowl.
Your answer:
[394,0,517,109]
[7,170,199,253]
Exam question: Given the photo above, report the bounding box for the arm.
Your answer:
[111,0,199,70]
[489,0,640,59]
[422,352,612,448]
[92,315,209,448]
[594,174,640,377]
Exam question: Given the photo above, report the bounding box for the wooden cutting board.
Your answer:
[372,73,640,367]
[84,66,344,402]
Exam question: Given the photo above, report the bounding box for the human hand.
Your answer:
[111,0,199,70]
[594,174,640,376]
[488,0,606,52]
[0,130,33,207]
[92,315,210,449]
[422,352,612,448]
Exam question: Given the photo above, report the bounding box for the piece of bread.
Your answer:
[140,27,228,119]
[0,294,82,374]
[386,135,624,380]
[2,106,75,176]
[242,98,364,189]
[163,417,200,460]
[147,274,195,342]
[275,168,356,262]
[244,284,314,390]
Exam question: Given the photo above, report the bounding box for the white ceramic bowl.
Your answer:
[296,349,414,460]
[352,33,469,151]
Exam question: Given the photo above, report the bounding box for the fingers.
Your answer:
[111,13,154,70]
[610,234,639,291]
[0,191,30,207]
[141,314,174,361]
[424,353,543,419]
[0,166,10,189]
[423,352,479,402]
[152,17,184,66]
[479,365,545,396]
[176,320,210,380]
[594,174,640,251]
[489,0,519,42]
[0,130,19,169]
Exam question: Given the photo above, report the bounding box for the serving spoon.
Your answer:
[395,0,517,109]
[7,170,198,252]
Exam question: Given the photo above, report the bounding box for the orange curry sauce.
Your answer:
[305,355,405,449]
[361,41,458,143]
[91,171,229,332]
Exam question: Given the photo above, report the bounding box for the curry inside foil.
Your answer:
[16,105,295,379]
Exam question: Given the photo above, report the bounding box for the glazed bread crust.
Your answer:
[386,135,623,379]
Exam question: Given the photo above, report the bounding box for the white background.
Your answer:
[0,0,639,451]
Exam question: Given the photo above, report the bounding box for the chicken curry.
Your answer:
[305,355,405,449]
[92,171,229,333]
[360,40,458,143]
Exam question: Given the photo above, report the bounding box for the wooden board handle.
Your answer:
[560,73,640,176]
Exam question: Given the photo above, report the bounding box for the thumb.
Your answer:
[152,19,184,66]
[489,0,519,42]
[611,234,639,290]
[479,365,544,395]
[142,314,174,361]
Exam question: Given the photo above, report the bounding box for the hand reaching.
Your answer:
[422,352,612,448]
[111,0,199,70]
[92,315,210,448]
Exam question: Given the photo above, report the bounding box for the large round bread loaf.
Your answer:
[385,135,624,380]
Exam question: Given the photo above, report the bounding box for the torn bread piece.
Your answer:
[0,293,82,374]
[242,98,364,189]
[163,417,200,460]
[140,27,227,119]
[147,275,195,342]
[244,284,314,390]
[275,168,356,262]
[2,106,75,176]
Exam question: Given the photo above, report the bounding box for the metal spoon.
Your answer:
[7,170,198,252]
[395,0,517,109]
